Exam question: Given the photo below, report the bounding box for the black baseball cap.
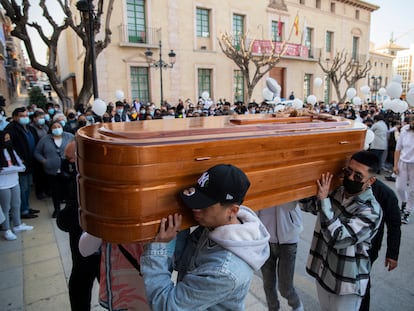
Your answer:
[180,164,251,209]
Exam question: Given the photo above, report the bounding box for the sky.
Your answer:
[369,0,414,48]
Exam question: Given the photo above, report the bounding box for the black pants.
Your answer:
[47,174,67,211]
[68,231,100,311]
[57,201,100,311]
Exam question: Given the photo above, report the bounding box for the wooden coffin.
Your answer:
[76,114,366,243]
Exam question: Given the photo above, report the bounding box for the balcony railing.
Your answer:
[118,25,160,46]
[250,39,317,60]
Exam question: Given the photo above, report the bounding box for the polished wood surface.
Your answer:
[76,114,366,242]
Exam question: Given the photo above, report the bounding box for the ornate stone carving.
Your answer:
[268,0,288,11]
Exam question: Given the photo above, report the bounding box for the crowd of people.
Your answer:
[0,94,413,311]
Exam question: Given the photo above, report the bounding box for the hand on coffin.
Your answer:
[316,172,333,201]
[153,213,182,243]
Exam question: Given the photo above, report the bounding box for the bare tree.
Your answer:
[0,0,114,110]
[218,31,288,103]
[318,50,372,103]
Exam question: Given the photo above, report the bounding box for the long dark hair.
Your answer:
[0,130,18,168]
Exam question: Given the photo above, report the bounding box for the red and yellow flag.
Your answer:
[294,14,299,36]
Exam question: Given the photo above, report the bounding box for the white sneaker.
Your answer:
[4,229,17,241]
[13,223,34,232]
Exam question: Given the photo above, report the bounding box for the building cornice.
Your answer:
[335,0,380,12]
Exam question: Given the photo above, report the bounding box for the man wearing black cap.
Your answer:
[300,151,383,311]
[140,164,270,310]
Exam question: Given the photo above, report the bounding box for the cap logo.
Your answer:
[198,172,209,188]
[183,187,196,197]
[226,194,234,200]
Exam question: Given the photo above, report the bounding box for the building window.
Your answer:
[233,14,244,37]
[126,0,146,43]
[234,70,244,102]
[324,75,331,103]
[232,14,245,49]
[305,27,313,57]
[304,74,311,97]
[130,66,149,104]
[352,36,359,60]
[198,69,212,98]
[196,8,210,38]
[330,2,335,13]
[316,0,321,9]
[355,10,360,20]
[272,20,283,42]
[326,31,333,53]
[300,0,305,4]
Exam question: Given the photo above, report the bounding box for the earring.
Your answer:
[228,215,232,222]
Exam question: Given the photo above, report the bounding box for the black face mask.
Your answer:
[1,140,13,149]
[68,112,76,119]
[342,176,365,194]
[78,121,87,127]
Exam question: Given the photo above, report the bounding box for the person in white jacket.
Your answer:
[0,131,33,241]
[258,201,304,311]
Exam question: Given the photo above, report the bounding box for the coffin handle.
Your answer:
[195,157,211,161]
[339,141,350,144]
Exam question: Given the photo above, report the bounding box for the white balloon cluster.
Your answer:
[262,78,281,102]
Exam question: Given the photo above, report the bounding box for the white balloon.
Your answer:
[391,75,402,84]
[266,77,279,94]
[360,85,370,95]
[378,87,387,96]
[274,104,285,112]
[346,88,357,100]
[407,88,414,107]
[382,98,392,110]
[386,82,402,99]
[92,98,107,116]
[273,96,281,105]
[262,88,274,101]
[292,98,303,109]
[201,91,209,100]
[389,98,408,113]
[115,90,125,100]
[365,129,375,145]
[307,94,317,106]
[352,96,362,106]
[313,77,323,88]
[275,84,281,96]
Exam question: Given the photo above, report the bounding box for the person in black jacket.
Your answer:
[359,178,401,311]
[56,141,100,311]
[5,106,40,219]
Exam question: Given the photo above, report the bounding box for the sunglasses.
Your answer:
[342,167,366,183]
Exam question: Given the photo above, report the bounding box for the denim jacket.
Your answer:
[140,205,270,311]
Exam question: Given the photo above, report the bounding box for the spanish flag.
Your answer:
[294,14,299,36]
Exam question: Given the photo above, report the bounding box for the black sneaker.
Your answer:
[21,213,38,219]
[52,210,60,218]
[29,208,40,214]
[402,213,410,224]
[385,176,396,182]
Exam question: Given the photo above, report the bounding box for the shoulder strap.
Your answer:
[118,244,142,275]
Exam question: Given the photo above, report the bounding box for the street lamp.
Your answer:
[145,40,176,105]
[76,0,99,99]
[370,75,382,103]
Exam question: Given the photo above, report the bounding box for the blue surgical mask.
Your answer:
[18,117,30,125]
[28,111,34,116]
[48,108,55,115]
[44,114,50,121]
[117,109,123,114]
[37,118,45,125]
[52,128,63,136]
[86,115,94,121]
[59,120,66,127]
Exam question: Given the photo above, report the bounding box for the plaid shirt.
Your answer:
[300,186,382,296]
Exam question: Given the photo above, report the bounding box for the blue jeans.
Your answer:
[261,242,302,310]
[19,173,32,215]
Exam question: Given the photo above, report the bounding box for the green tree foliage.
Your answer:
[29,86,47,110]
